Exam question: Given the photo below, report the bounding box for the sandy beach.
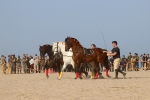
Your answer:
[0,69,150,100]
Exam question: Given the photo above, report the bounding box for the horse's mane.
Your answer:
[102,49,107,51]
[54,42,65,45]
[41,44,52,48]
[39,44,52,50]
[43,44,52,46]
[65,37,83,48]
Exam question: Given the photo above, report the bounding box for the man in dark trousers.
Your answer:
[107,41,126,79]
[10,55,16,74]
[26,54,30,73]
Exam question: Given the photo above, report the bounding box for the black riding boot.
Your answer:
[114,69,118,79]
[118,69,126,78]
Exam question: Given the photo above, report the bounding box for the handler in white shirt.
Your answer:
[33,54,39,73]
[29,56,34,73]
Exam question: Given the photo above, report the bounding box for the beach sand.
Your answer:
[0,69,150,100]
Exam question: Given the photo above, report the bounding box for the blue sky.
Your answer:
[0,0,150,57]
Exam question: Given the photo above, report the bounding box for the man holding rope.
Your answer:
[107,41,126,79]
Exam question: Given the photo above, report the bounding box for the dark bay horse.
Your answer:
[39,44,64,78]
[65,37,110,79]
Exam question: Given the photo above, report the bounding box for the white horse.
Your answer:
[52,42,74,79]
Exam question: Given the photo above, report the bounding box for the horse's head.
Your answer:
[65,37,73,51]
[39,44,53,59]
[65,36,83,52]
[39,45,46,59]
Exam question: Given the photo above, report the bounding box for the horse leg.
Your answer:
[80,63,88,77]
[94,62,100,79]
[78,63,87,79]
[87,62,93,79]
[74,68,79,79]
[89,62,95,79]
[57,63,62,80]
[57,63,66,80]
[45,66,49,79]
[104,58,110,77]
[74,62,80,79]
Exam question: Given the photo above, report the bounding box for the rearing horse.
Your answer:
[65,37,110,79]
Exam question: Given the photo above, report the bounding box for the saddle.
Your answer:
[84,48,94,56]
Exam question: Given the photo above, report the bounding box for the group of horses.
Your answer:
[39,36,110,80]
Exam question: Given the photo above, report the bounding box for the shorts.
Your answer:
[113,58,121,70]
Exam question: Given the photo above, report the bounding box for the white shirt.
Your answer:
[34,56,39,64]
[29,59,34,65]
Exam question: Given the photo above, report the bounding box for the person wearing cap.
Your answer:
[107,41,126,79]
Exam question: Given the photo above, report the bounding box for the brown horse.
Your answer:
[39,44,64,78]
[65,37,110,79]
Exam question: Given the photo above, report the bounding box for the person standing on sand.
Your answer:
[140,55,143,68]
[120,55,127,72]
[29,56,34,73]
[16,56,22,74]
[34,54,39,73]
[127,52,132,70]
[107,41,126,79]
[22,54,27,73]
[10,55,16,74]
[39,56,45,73]
[26,54,30,73]
[142,54,148,70]
[135,53,139,71]
[1,55,6,74]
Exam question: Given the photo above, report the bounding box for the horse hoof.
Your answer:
[74,77,77,79]
[79,77,83,79]
[99,73,102,76]
[90,77,94,79]
[94,77,98,79]
[106,75,111,78]
[57,78,61,80]
[85,72,88,77]
[46,75,49,79]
